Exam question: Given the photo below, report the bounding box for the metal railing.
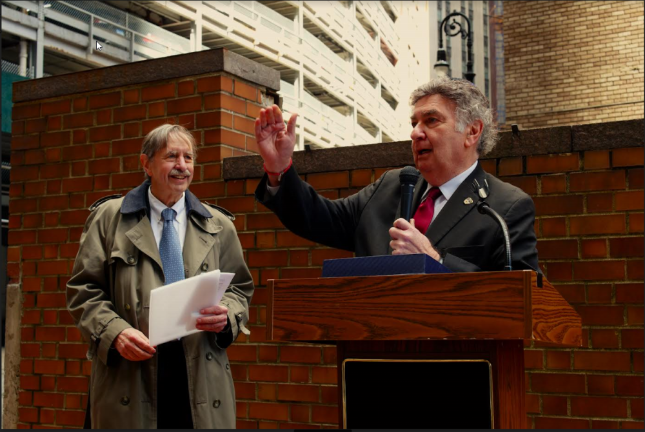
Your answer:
[1,60,34,78]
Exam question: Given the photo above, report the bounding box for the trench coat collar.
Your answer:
[121,180,212,219]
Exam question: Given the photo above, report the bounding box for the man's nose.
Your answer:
[410,124,424,140]
[176,155,188,171]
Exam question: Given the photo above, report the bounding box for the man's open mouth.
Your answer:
[418,149,433,155]
[171,175,189,179]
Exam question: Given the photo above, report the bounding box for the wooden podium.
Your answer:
[267,270,582,429]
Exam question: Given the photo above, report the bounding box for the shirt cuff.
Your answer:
[267,184,280,196]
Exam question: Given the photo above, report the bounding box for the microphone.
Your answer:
[472,179,513,271]
[399,166,420,221]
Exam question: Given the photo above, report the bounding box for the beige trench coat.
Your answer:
[67,181,254,429]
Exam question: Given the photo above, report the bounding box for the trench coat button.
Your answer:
[206,352,213,361]
[127,256,135,265]
[213,399,221,408]
[121,396,130,406]
[201,262,209,271]
[226,363,230,370]
[125,304,131,311]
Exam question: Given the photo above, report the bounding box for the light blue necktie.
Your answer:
[159,208,185,285]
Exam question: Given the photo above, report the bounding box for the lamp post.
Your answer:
[434,11,475,83]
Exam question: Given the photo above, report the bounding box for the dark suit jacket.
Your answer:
[255,162,538,272]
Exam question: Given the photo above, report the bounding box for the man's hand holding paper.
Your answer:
[196,304,229,333]
[148,270,235,346]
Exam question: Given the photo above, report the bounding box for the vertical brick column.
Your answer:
[6,49,278,429]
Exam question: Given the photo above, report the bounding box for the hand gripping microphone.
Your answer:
[472,179,513,271]
[399,166,420,221]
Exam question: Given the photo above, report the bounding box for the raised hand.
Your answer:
[255,105,298,185]
[114,328,156,361]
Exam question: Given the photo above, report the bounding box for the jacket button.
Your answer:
[125,304,131,311]
[226,363,230,370]
[213,399,221,408]
[121,396,130,406]
[202,263,209,271]
[206,352,213,361]
[127,256,135,265]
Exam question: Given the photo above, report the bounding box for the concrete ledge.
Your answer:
[572,119,644,151]
[484,126,572,159]
[224,141,414,180]
[223,119,643,179]
[13,49,281,103]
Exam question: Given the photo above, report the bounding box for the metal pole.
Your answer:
[436,11,476,83]
[35,1,45,78]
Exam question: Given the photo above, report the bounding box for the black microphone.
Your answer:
[472,179,513,271]
[399,166,420,221]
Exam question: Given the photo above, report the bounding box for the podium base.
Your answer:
[337,340,526,429]
[342,359,493,429]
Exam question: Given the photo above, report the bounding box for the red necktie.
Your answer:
[413,187,442,234]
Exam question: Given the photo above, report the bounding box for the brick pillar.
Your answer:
[6,48,278,429]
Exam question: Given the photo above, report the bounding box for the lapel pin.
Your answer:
[464,197,474,205]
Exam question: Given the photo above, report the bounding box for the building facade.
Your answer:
[2,1,494,149]
[502,1,644,130]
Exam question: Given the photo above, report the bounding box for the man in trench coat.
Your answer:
[67,124,253,429]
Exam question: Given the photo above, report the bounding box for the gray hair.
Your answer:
[141,124,197,179]
[409,77,498,155]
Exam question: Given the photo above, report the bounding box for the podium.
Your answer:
[266,270,582,429]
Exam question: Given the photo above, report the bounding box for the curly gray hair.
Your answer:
[409,77,498,155]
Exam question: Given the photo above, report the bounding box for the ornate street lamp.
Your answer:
[434,11,475,83]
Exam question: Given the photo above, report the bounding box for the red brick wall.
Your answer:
[8,64,644,428]
[7,67,271,428]
[225,142,644,429]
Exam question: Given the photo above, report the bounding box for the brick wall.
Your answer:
[503,1,644,129]
[6,46,644,428]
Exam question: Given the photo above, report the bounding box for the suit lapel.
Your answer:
[427,163,483,246]
[411,176,428,215]
[125,216,163,271]
[183,213,222,278]
[388,175,428,255]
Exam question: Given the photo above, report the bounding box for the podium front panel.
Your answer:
[342,359,493,429]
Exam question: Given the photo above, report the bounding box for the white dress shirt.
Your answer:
[148,188,188,251]
[420,160,478,225]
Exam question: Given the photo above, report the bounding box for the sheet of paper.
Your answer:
[149,270,235,346]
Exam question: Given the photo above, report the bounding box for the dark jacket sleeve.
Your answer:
[255,166,384,252]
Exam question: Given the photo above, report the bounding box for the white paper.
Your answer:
[149,270,235,346]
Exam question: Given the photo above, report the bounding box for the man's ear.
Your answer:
[140,154,150,176]
[464,119,484,149]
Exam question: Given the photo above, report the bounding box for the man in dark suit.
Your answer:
[253,77,538,272]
